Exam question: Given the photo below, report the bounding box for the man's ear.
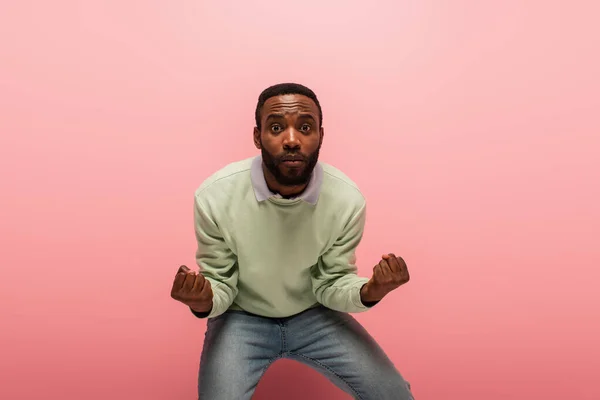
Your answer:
[319,127,325,146]
[253,127,261,149]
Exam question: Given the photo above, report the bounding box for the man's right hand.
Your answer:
[171,265,213,313]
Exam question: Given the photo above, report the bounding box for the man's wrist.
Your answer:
[360,282,384,304]
[190,301,213,314]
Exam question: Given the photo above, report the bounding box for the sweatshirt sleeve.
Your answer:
[191,193,239,319]
[310,201,374,313]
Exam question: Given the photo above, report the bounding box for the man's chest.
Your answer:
[222,206,341,267]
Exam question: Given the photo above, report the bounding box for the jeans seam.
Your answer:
[288,352,362,400]
[280,324,287,354]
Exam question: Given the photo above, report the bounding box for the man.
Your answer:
[171,83,415,400]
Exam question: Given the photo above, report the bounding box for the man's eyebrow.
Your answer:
[265,113,285,121]
[298,114,317,122]
[264,113,318,124]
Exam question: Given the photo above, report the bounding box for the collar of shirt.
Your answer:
[250,155,323,205]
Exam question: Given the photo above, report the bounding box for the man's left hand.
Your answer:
[361,253,410,303]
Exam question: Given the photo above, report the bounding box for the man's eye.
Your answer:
[271,124,282,133]
[300,124,311,132]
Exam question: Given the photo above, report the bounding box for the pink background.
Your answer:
[1,1,599,399]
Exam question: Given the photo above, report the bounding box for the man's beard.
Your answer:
[261,143,321,187]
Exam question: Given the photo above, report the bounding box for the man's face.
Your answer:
[254,94,323,187]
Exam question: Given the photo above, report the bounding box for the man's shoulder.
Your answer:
[319,161,366,208]
[195,156,254,197]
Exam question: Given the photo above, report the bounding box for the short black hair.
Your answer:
[255,82,323,130]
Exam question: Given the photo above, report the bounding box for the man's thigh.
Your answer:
[198,311,282,400]
[286,306,414,400]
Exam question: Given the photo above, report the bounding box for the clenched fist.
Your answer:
[170,265,214,313]
[361,253,410,304]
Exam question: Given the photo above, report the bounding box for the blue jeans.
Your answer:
[198,305,414,399]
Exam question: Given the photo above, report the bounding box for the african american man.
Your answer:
[171,83,415,400]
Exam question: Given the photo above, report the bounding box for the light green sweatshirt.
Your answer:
[192,155,373,319]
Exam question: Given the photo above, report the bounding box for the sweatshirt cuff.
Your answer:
[350,277,376,311]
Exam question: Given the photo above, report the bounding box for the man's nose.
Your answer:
[282,128,301,151]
